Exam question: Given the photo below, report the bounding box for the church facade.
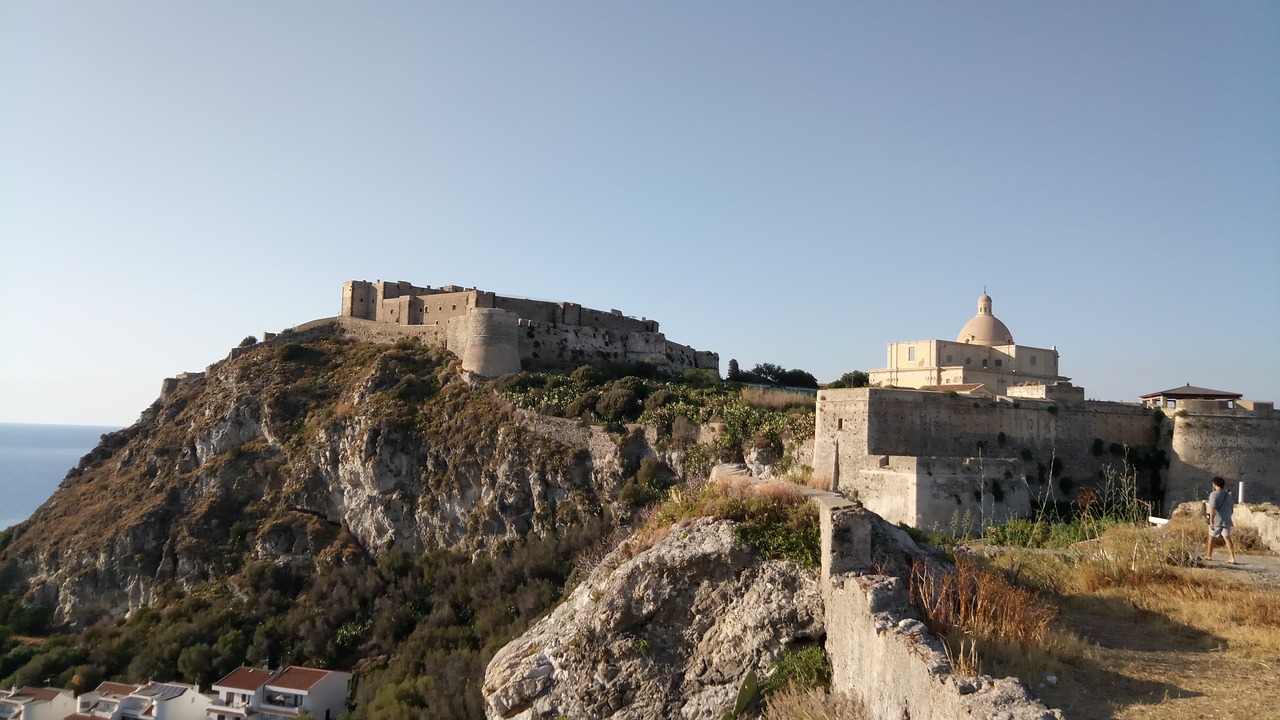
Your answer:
[867,293,1072,395]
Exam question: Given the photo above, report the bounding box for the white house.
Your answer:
[207,667,350,720]
[0,686,75,720]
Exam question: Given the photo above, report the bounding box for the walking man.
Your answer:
[1206,476,1237,563]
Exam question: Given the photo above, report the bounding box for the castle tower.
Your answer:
[448,308,521,377]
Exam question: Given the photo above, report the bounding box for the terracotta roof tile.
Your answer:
[266,666,332,692]
[213,667,277,692]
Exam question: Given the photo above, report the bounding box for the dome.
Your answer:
[957,293,1014,346]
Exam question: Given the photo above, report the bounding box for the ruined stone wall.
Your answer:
[1166,410,1280,506]
[811,493,1061,719]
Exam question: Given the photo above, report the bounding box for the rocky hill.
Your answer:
[0,325,657,628]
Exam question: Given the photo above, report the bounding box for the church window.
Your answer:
[908,347,915,361]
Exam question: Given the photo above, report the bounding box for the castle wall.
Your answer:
[335,280,716,378]
[342,281,378,320]
[1165,410,1280,506]
[416,290,476,325]
[446,309,521,377]
[513,321,715,374]
[815,388,1165,528]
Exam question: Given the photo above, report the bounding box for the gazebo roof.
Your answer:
[1139,384,1242,400]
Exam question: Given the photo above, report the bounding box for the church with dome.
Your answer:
[867,293,1077,398]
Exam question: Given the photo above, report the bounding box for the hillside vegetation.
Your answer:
[0,326,817,717]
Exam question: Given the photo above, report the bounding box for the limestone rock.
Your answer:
[483,518,825,720]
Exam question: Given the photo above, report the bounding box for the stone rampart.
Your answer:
[336,280,716,377]
[1165,411,1280,506]
[815,388,1164,530]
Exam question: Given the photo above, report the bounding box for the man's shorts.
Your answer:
[1210,525,1232,538]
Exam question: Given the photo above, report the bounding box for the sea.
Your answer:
[0,423,120,530]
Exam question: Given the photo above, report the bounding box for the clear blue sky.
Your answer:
[2,2,1277,426]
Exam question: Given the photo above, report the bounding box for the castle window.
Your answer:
[965,358,971,365]
[452,305,457,310]
[1030,356,1037,366]
[837,419,843,430]
[995,359,1002,367]
[982,359,988,368]
[946,355,952,363]
[907,347,915,361]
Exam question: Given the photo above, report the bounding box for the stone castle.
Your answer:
[334,280,719,378]
[815,293,1279,530]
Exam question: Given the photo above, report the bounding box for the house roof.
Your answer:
[135,682,191,702]
[12,686,62,702]
[95,681,143,697]
[266,666,334,692]
[1139,384,1242,400]
[214,667,277,692]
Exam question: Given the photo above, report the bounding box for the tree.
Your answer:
[827,371,869,389]
[727,359,741,381]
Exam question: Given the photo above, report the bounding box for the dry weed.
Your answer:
[740,386,817,412]
[763,685,868,720]
[910,556,1058,650]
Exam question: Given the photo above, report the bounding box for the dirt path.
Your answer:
[1032,552,1280,719]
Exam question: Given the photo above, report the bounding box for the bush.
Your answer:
[239,336,258,348]
[826,371,869,389]
[760,647,830,696]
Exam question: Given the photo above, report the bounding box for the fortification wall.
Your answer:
[815,388,1169,529]
[447,308,521,377]
[1166,411,1280,506]
[514,320,716,374]
[810,494,1061,719]
[326,316,448,345]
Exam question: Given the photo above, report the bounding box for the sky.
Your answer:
[2,2,1277,427]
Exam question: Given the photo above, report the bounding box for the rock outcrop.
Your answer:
[0,326,664,627]
[483,518,825,720]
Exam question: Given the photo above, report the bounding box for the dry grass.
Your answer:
[982,531,1280,719]
[909,555,1059,675]
[740,386,817,412]
[620,477,812,561]
[763,685,868,720]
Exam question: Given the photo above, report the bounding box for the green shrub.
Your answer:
[760,647,831,695]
